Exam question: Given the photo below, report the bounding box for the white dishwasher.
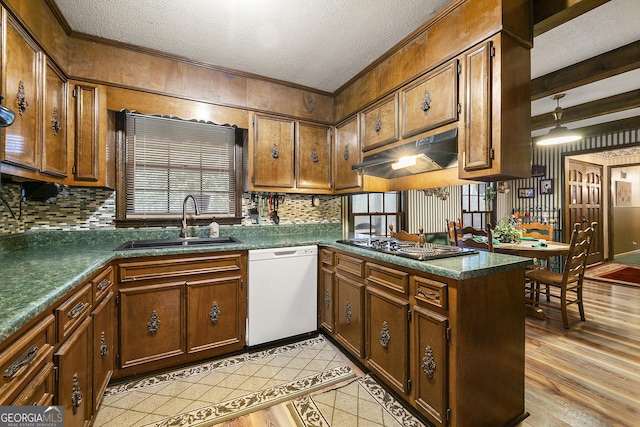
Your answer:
[247,245,318,346]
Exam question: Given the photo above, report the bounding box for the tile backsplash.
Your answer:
[0,181,342,235]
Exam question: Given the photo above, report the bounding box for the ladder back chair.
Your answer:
[453,223,494,252]
[525,222,597,329]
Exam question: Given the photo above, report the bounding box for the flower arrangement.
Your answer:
[493,216,522,243]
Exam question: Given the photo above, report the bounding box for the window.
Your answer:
[117,112,244,224]
[461,183,491,228]
[350,192,403,237]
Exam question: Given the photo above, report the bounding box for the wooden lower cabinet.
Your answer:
[54,317,92,427]
[318,266,335,333]
[322,246,526,427]
[334,273,364,359]
[412,305,449,426]
[119,282,185,369]
[91,291,115,411]
[115,251,247,378]
[187,276,244,353]
[365,286,409,395]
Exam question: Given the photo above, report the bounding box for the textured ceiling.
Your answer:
[54,0,451,93]
[54,0,640,136]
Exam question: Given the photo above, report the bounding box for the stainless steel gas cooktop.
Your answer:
[337,237,477,261]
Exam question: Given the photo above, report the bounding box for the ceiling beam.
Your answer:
[531,40,640,101]
[533,0,610,36]
[531,89,640,130]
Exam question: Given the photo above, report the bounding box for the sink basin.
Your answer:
[114,236,243,251]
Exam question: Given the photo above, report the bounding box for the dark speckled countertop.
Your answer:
[0,223,530,342]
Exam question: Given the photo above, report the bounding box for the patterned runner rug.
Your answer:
[288,374,426,427]
[585,263,640,287]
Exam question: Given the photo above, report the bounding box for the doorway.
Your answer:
[565,158,603,265]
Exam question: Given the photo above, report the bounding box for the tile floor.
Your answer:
[93,336,361,427]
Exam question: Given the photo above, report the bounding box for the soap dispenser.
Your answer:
[209,220,219,238]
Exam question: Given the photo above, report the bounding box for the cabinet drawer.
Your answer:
[402,59,459,139]
[361,94,399,151]
[335,253,365,279]
[320,249,334,266]
[413,276,448,310]
[119,253,243,283]
[366,262,409,296]
[55,283,92,342]
[11,362,54,406]
[93,265,114,303]
[0,315,55,404]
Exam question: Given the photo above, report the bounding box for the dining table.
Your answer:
[493,238,571,319]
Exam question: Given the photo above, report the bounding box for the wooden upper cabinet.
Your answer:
[41,59,67,177]
[402,59,459,139]
[333,116,362,192]
[296,121,332,191]
[461,42,492,172]
[458,33,532,181]
[1,15,41,172]
[73,84,100,181]
[251,114,295,189]
[361,94,399,151]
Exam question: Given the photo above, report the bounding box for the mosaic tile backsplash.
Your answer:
[0,181,342,235]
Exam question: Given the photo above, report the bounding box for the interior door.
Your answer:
[566,159,603,264]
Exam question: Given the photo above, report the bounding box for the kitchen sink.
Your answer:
[114,236,243,251]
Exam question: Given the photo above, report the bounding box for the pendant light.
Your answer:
[536,93,581,146]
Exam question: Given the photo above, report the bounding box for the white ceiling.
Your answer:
[54,0,640,135]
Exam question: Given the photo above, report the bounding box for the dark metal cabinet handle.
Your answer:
[96,278,111,291]
[4,345,38,378]
[100,331,109,360]
[325,291,331,310]
[422,345,436,379]
[271,143,279,159]
[147,310,161,336]
[209,301,221,325]
[67,302,86,318]
[417,287,440,301]
[311,148,319,164]
[71,373,83,415]
[375,115,382,134]
[52,107,61,135]
[345,302,352,325]
[421,90,432,115]
[380,321,390,349]
[17,81,29,115]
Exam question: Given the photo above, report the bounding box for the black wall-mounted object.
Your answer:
[22,181,68,202]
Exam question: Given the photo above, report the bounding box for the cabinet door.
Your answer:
[1,17,41,171]
[333,116,361,192]
[461,41,492,172]
[91,291,115,412]
[361,94,399,151]
[41,59,67,177]
[187,276,245,354]
[413,305,449,427]
[119,283,185,369]
[73,84,100,181]
[366,286,409,395]
[319,267,335,333]
[54,317,92,427]
[251,114,295,188]
[334,274,364,359]
[402,60,459,139]
[296,121,332,191]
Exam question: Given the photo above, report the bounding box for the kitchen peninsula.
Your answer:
[0,224,531,426]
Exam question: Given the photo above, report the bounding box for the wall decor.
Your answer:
[615,181,632,206]
[540,179,553,195]
[531,164,546,177]
[518,187,534,199]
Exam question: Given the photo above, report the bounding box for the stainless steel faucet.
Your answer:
[181,195,201,238]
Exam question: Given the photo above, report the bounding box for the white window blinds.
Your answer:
[124,113,237,218]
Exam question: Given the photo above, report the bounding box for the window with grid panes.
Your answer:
[461,183,491,229]
[350,192,402,237]
[118,112,243,223]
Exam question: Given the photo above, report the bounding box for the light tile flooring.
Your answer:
[93,336,362,427]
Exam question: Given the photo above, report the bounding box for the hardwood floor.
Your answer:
[223,278,640,427]
[518,278,640,427]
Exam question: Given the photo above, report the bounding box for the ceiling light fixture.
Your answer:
[536,93,581,146]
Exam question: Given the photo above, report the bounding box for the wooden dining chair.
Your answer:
[446,219,462,245]
[518,220,554,241]
[454,223,494,252]
[389,224,425,244]
[525,222,596,329]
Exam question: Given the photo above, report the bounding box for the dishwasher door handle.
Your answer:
[273,250,298,256]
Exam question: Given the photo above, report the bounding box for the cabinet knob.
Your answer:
[147,310,161,336]
[100,331,109,360]
[209,301,221,325]
[71,373,84,415]
[325,291,331,310]
[345,302,352,325]
[422,345,436,379]
[421,90,432,116]
[379,321,390,349]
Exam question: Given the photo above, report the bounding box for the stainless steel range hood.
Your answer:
[352,128,458,179]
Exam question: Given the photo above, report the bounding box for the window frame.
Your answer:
[115,111,246,227]
[348,191,406,237]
